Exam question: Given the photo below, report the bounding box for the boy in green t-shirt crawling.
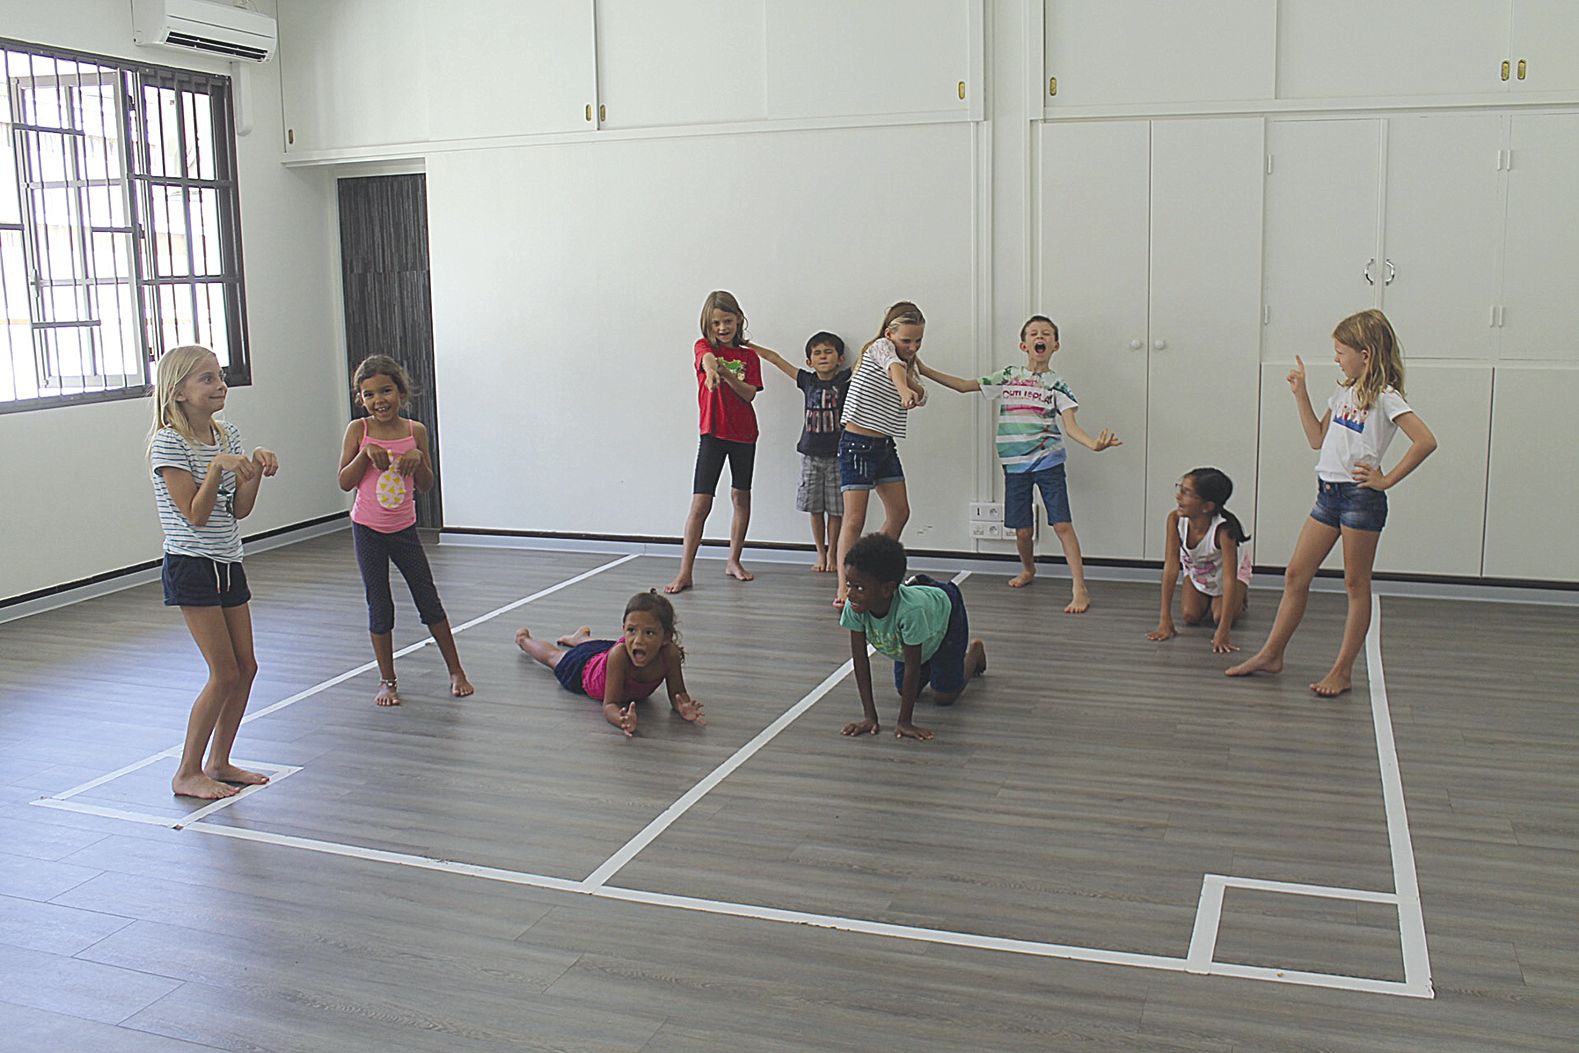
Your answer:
[919,315,1121,613]
[839,533,986,741]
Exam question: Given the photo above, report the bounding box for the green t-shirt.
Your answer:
[839,583,952,662]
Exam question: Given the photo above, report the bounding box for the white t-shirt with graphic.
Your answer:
[1314,383,1413,483]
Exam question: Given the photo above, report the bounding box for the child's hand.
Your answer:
[704,364,720,391]
[603,702,637,737]
[1091,429,1122,451]
[395,449,424,475]
[366,444,391,470]
[671,693,705,725]
[895,721,934,741]
[1287,354,1307,393]
[251,447,280,477]
[841,718,880,737]
[1147,621,1177,642]
[212,452,257,481]
[1352,462,1387,490]
[1211,632,1239,654]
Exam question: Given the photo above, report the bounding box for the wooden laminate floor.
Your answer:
[0,531,1574,1051]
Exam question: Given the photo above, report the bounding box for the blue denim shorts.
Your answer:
[838,431,904,492]
[1003,464,1071,529]
[891,576,969,700]
[1310,479,1388,532]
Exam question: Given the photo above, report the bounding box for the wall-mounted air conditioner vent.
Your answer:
[132,0,277,64]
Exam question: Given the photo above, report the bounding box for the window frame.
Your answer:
[0,36,250,416]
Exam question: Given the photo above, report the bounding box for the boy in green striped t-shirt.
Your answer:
[918,315,1121,612]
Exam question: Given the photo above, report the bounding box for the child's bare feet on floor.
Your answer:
[1226,652,1283,677]
[663,575,692,595]
[1064,589,1091,614]
[172,772,238,799]
[556,626,592,647]
[450,672,474,697]
[1008,570,1035,589]
[205,764,269,786]
[1310,672,1352,697]
[725,561,754,582]
[374,679,400,706]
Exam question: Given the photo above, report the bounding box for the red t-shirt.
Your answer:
[694,339,762,443]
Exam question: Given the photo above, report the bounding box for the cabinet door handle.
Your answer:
[1501,60,1511,82]
[1153,339,1167,351]
[585,104,593,122]
[1517,59,1527,80]
[1383,258,1396,286]
[1129,339,1144,350]
[1363,257,1376,286]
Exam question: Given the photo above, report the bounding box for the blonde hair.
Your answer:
[1332,309,1405,410]
[859,301,925,357]
[148,344,222,455]
[699,290,748,348]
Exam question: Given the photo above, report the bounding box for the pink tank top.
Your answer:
[582,641,665,704]
[350,419,418,533]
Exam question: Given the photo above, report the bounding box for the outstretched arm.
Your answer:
[662,642,705,725]
[1212,532,1241,654]
[1288,355,1326,449]
[1060,408,1122,451]
[748,341,800,382]
[893,644,933,741]
[915,360,981,393]
[842,632,881,736]
[1148,511,1182,641]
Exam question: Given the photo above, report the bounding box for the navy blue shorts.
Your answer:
[839,431,904,492]
[553,639,616,695]
[892,576,969,699]
[162,553,250,608]
[1310,480,1387,532]
[1003,463,1071,529]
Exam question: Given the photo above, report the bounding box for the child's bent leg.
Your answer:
[1051,521,1091,613]
[932,641,988,705]
[872,479,910,539]
[1009,528,1036,588]
[514,628,566,669]
[173,606,244,799]
[665,493,713,594]
[834,489,872,605]
[387,528,472,697]
[1181,579,1210,625]
[1312,527,1380,697]
[1228,516,1340,677]
[429,621,474,697]
[204,603,266,785]
[725,487,754,581]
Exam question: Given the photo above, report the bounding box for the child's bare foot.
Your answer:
[450,672,474,697]
[604,702,637,737]
[671,694,706,725]
[1064,589,1091,614]
[1008,570,1035,588]
[811,556,830,572]
[968,639,987,677]
[515,627,533,651]
[172,772,239,799]
[1226,652,1283,677]
[663,575,692,595]
[374,678,401,706]
[204,764,268,786]
[1310,672,1352,697]
[724,561,754,582]
[556,625,592,647]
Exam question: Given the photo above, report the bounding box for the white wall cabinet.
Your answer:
[1039,118,1264,562]
[1500,113,1579,360]
[1483,366,1579,581]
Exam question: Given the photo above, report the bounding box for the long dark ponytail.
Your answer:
[1186,467,1249,544]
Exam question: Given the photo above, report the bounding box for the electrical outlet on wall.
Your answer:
[969,521,1003,540]
[968,501,1003,522]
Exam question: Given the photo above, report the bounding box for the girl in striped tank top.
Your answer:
[833,302,929,608]
[148,345,280,799]
[338,355,472,707]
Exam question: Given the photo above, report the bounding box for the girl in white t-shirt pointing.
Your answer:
[1228,310,1437,697]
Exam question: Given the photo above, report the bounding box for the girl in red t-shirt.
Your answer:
[664,290,765,594]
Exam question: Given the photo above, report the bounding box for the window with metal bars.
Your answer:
[1,38,248,413]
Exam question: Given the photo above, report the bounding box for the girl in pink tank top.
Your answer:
[515,591,705,738]
[338,355,472,707]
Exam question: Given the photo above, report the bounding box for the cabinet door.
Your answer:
[1371,364,1491,576]
[1381,114,1504,359]
[1510,1,1579,94]
[1483,366,1579,580]
[1037,121,1149,559]
[595,0,766,128]
[1501,113,1579,361]
[1263,119,1381,365]
[422,0,596,139]
[1275,1,1509,99]
[764,0,975,120]
[279,0,431,151]
[1044,1,1275,107]
[1145,119,1265,560]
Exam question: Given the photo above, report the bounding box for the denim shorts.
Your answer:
[838,431,904,492]
[1003,464,1071,529]
[162,553,250,608]
[553,639,616,695]
[891,576,970,700]
[1310,479,1388,532]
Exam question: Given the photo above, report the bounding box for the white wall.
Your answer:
[0,0,347,603]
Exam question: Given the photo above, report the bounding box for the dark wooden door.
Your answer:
[338,175,442,527]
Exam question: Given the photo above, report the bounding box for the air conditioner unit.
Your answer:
[132,0,277,63]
